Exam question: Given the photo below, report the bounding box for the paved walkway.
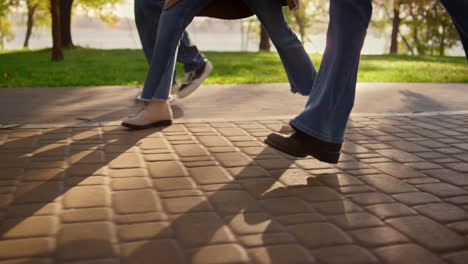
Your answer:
[1,83,468,126]
[1,83,468,263]
[1,114,468,263]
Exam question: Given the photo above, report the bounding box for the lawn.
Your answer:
[0,47,467,88]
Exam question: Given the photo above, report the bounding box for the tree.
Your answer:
[59,0,123,48]
[0,0,17,49]
[259,25,270,51]
[50,0,63,60]
[23,0,49,48]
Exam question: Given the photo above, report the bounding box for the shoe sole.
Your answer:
[178,61,213,99]
[121,120,172,130]
[264,138,340,164]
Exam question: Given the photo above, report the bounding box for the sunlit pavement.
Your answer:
[1,115,468,264]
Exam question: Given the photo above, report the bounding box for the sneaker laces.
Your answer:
[182,71,196,85]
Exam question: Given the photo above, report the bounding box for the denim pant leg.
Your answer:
[134,0,205,79]
[179,31,206,72]
[140,0,214,101]
[242,0,317,96]
[290,0,373,144]
[439,0,468,58]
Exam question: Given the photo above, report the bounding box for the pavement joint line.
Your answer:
[1,110,468,129]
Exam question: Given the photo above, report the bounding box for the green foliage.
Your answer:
[0,48,466,88]
[0,0,17,49]
[75,0,124,27]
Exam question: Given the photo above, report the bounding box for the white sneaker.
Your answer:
[122,100,173,130]
[177,60,213,99]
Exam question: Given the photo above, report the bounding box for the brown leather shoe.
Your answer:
[265,130,342,164]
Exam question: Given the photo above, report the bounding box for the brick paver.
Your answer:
[1,115,468,263]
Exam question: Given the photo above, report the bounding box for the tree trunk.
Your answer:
[60,0,74,48]
[259,25,271,51]
[23,3,37,48]
[389,0,401,54]
[51,0,64,61]
[294,12,306,43]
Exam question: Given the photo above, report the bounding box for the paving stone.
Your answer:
[57,222,116,260]
[423,169,468,186]
[233,141,263,147]
[108,153,141,169]
[2,168,24,180]
[404,177,440,185]
[255,159,294,170]
[111,177,152,191]
[374,244,445,264]
[208,190,261,215]
[227,166,270,179]
[5,203,59,218]
[62,259,118,264]
[275,213,325,225]
[447,221,468,234]
[348,192,394,205]
[366,203,417,219]
[329,212,384,230]
[213,152,253,167]
[359,174,417,194]
[120,239,184,264]
[414,203,468,223]
[118,222,172,241]
[239,178,287,199]
[27,160,67,169]
[159,189,204,198]
[417,183,468,197]
[404,162,443,170]
[152,177,196,191]
[248,245,315,264]
[147,161,188,178]
[445,195,468,205]
[173,144,209,157]
[143,153,177,162]
[350,226,409,247]
[66,164,107,176]
[113,189,161,214]
[0,258,53,264]
[289,223,352,248]
[0,216,58,238]
[226,213,283,235]
[262,197,314,215]
[61,208,112,223]
[317,174,364,187]
[270,169,312,186]
[14,181,62,204]
[312,200,364,215]
[345,168,381,176]
[0,238,53,259]
[197,136,232,147]
[376,149,424,162]
[370,163,426,179]
[65,175,108,186]
[163,196,212,214]
[241,147,275,156]
[63,185,109,208]
[386,216,468,251]
[336,185,376,194]
[188,166,233,184]
[290,186,343,203]
[295,158,333,169]
[138,138,170,149]
[342,142,371,154]
[443,251,468,264]
[172,212,235,247]
[392,192,441,205]
[312,245,378,264]
[190,244,250,264]
[114,212,167,224]
[0,193,13,209]
[21,168,63,181]
[68,150,105,164]
[240,233,295,248]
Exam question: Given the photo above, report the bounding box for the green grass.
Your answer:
[0,47,466,88]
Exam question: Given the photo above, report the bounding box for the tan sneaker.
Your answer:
[122,100,173,130]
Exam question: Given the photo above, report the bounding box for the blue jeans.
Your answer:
[134,0,205,78]
[139,0,317,101]
[291,0,468,144]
